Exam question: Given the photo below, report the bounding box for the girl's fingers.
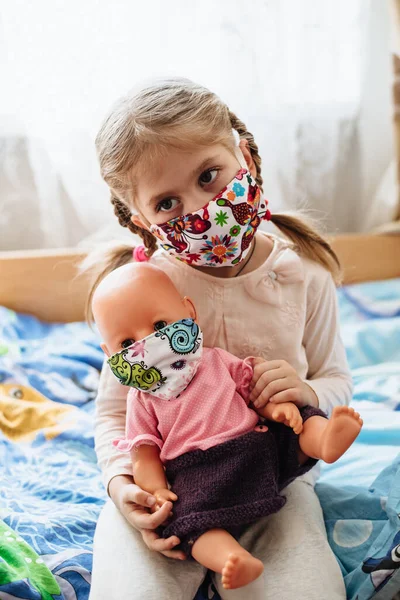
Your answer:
[160,549,187,560]
[250,357,265,367]
[128,501,173,530]
[268,388,302,406]
[252,377,294,408]
[251,361,284,384]
[249,370,285,402]
[126,486,156,508]
[254,360,286,373]
[141,530,185,559]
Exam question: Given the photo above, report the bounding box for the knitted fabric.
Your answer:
[162,405,325,555]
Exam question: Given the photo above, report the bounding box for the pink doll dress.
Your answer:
[114,347,326,555]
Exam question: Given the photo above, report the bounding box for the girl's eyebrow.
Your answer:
[147,155,221,206]
[192,155,220,177]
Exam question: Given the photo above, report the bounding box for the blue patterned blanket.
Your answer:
[0,278,399,600]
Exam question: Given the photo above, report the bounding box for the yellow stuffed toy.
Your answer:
[0,383,77,442]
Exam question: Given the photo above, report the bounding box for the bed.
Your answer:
[2,1,400,592]
[0,232,399,600]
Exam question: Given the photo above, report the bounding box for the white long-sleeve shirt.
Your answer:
[95,233,353,490]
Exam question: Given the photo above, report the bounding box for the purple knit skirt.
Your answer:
[162,405,325,555]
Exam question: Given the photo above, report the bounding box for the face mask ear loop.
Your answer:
[231,130,249,170]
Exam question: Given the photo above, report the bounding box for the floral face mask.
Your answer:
[107,318,203,400]
[150,167,271,267]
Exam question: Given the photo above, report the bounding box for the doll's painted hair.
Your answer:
[84,77,341,319]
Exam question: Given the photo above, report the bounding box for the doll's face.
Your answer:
[92,263,196,356]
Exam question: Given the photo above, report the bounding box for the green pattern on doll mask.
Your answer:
[108,351,165,390]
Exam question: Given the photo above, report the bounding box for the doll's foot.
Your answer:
[221,552,264,589]
[320,406,363,464]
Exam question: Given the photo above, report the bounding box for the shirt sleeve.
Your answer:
[214,347,253,401]
[94,361,135,492]
[114,392,163,453]
[303,268,353,415]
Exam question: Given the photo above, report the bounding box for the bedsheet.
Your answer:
[0,278,399,600]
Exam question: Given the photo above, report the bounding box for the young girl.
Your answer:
[87,77,352,600]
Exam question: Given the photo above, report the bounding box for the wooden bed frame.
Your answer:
[0,233,400,323]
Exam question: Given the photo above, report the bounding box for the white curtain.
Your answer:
[0,0,396,250]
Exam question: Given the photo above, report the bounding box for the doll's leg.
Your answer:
[212,480,346,600]
[298,406,362,464]
[191,528,263,590]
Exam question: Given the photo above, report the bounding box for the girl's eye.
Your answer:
[156,198,180,213]
[154,321,167,331]
[199,168,219,187]
[121,338,135,349]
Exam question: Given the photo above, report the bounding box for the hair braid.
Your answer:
[228,110,263,191]
[110,194,158,257]
[228,111,341,283]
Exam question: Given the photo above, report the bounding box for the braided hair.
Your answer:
[111,195,158,258]
[228,110,341,281]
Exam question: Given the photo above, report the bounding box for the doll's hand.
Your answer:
[153,488,178,511]
[269,402,303,434]
[249,359,318,409]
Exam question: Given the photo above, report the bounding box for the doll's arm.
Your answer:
[257,402,303,435]
[132,445,177,508]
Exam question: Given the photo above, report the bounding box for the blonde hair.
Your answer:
[85,77,341,319]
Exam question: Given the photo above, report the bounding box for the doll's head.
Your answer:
[92,262,202,398]
[92,262,197,356]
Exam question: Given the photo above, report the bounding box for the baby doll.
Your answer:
[92,262,363,590]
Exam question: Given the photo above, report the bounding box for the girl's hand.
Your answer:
[249,358,318,410]
[267,402,303,434]
[109,475,186,560]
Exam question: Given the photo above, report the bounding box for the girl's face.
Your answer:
[131,140,255,230]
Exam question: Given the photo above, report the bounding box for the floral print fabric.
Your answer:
[150,169,271,267]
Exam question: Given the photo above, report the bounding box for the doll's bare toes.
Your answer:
[320,406,363,464]
[221,552,264,589]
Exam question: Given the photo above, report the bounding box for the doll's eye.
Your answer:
[171,360,186,370]
[121,338,135,349]
[154,321,167,331]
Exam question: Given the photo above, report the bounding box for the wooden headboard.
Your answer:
[0,234,400,323]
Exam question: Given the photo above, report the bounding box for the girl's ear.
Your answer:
[239,138,257,179]
[131,214,150,232]
[101,342,111,357]
[183,297,197,321]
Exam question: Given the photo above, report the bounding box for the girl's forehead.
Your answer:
[133,143,234,191]
[148,144,228,174]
